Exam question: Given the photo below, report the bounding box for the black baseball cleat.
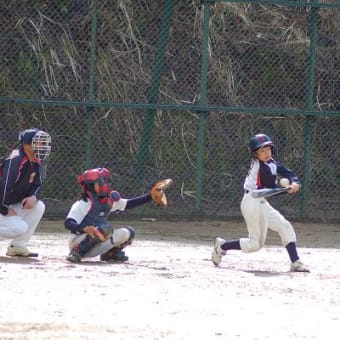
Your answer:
[100,248,129,262]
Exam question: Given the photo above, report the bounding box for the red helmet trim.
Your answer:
[77,168,111,185]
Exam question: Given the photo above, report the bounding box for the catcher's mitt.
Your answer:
[151,178,173,207]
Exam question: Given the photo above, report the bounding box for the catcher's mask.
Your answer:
[248,133,275,154]
[19,128,52,160]
[77,168,111,198]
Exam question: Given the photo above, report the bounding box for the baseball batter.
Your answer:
[64,168,171,263]
[0,128,52,257]
[211,133,310,272]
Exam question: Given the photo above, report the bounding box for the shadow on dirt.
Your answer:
[0,256,41,264]
[244,270,292,277]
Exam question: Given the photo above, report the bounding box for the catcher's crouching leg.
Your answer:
[67,235,101,263]
[100,226,135,262]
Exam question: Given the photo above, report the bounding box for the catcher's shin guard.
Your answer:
[100,226,135,262]
[119,226,135,248]
[66,235,101,263]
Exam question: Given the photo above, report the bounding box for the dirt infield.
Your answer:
[0,219,339,340]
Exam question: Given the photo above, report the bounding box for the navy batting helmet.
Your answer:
[249,133,274,153]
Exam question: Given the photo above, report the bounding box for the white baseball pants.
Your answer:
[239,192,296,252]
[68,227,133,258]
[0,200,45,247]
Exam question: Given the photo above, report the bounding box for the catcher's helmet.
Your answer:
[77,168,111,197]
[19,128,52,160]
[249,133,274,153]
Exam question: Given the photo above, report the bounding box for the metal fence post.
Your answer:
[194,1,211,212]
[300,5,319,216]
[135,0,174,185]
[86,0,98,168]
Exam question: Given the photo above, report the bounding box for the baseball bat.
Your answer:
[251,187,289,198]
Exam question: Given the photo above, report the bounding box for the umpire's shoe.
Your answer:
[211,237,226,266]
[6,245,38,257]
[100,248,128,262]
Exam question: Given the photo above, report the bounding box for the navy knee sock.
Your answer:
[221,239,241,251]
[285,242,299,263]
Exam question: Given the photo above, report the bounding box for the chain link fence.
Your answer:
[1,0,339,221]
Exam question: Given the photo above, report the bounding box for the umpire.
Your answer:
[0,128,52,257]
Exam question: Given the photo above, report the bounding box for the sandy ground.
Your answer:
[0,219,340,340]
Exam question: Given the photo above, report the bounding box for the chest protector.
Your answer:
[79,192,113,229]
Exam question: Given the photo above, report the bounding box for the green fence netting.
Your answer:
[1,0,339,221]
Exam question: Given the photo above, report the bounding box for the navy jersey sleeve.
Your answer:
[126,193,152,209]
[64,200,90,234]
[276,161,300,185]
[65,217,84,234]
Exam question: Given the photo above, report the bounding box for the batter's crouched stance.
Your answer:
[211,133,310,273]
[65,168,153,263]
[0,128,52,257]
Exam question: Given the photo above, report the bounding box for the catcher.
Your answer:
[64,167,172,263]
